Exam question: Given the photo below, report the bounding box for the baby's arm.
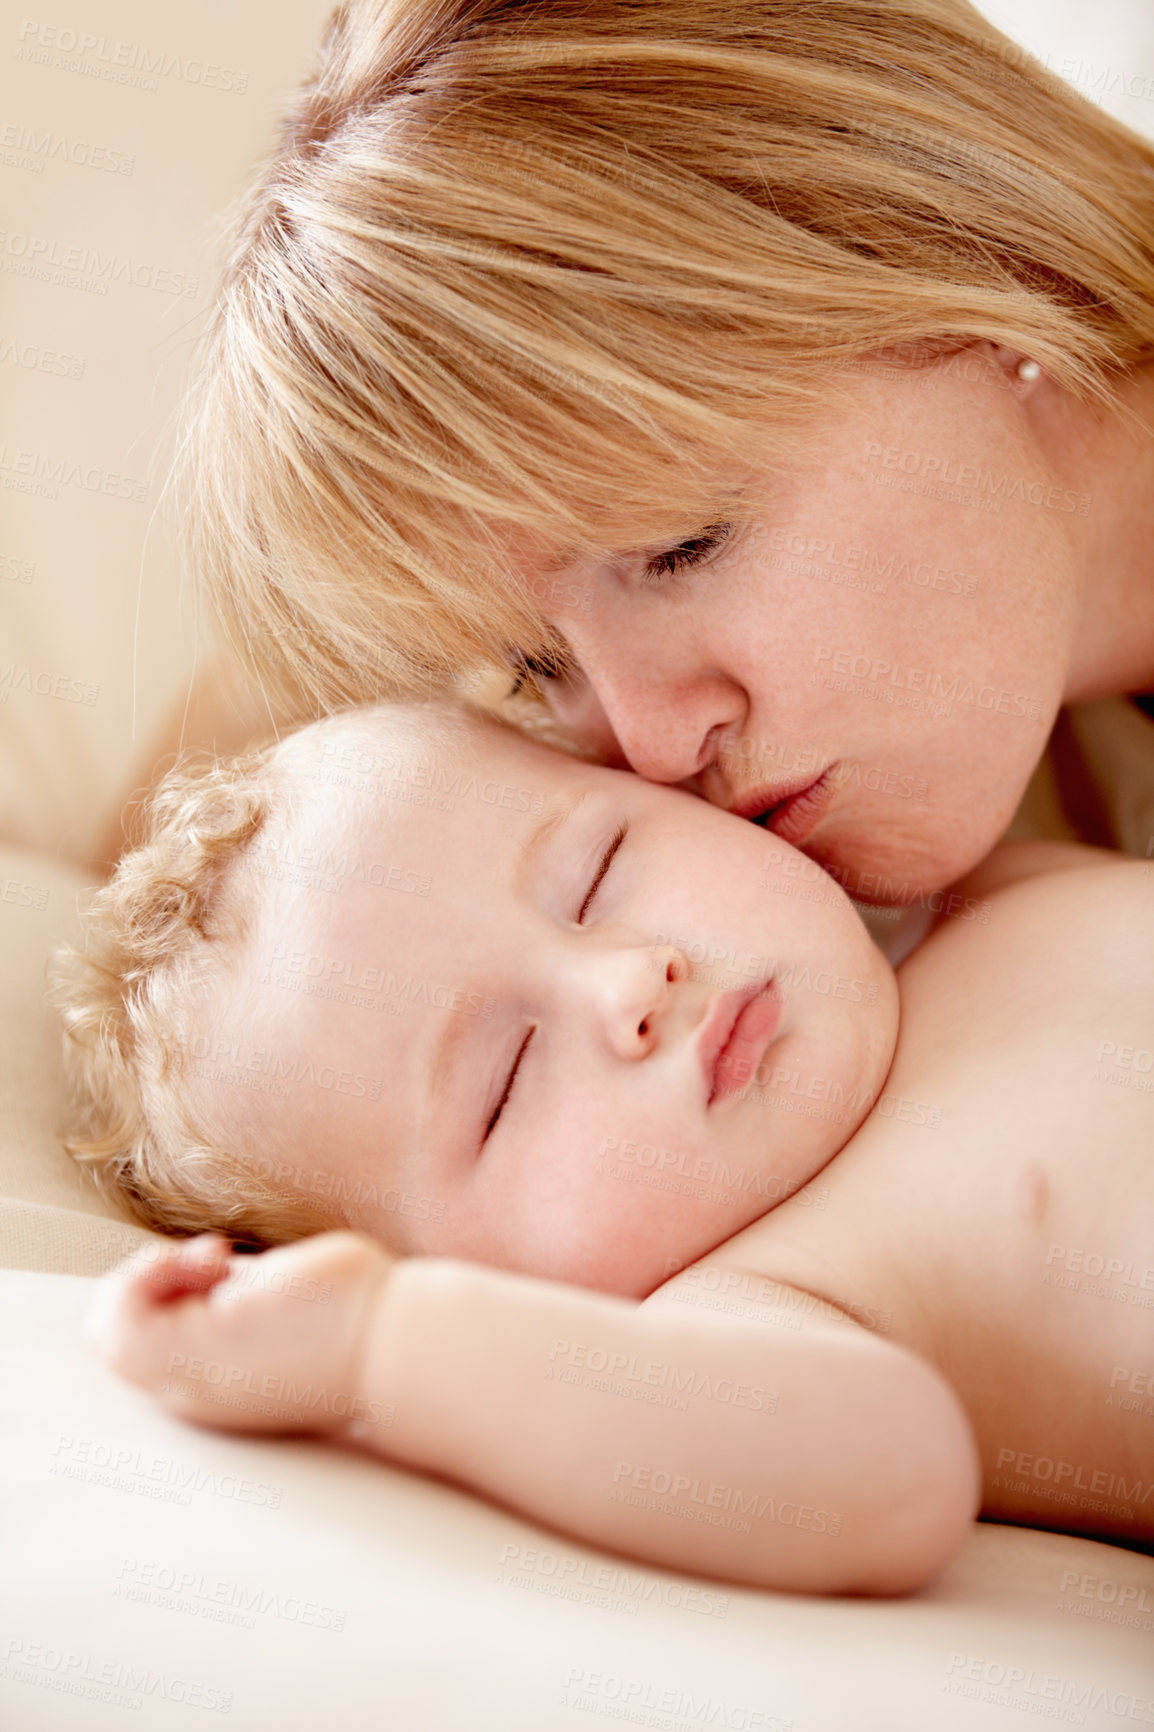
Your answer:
[89,1232,980,1596]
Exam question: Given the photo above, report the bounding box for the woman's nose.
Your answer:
[585,669,746,787]
[539,627,746,785]
[589,943,687,1059]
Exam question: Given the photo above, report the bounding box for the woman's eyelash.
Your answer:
[508,645,571,691]
[484,1027,535,1142]
[642,521,733,584]
[507,524,733,689]
[578,825,627,923]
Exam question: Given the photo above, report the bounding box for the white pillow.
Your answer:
[4,1266,1152,1732]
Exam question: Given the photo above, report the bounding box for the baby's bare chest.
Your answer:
[713,953,1154,1532]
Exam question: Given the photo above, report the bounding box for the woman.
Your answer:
[169,0,1154,898]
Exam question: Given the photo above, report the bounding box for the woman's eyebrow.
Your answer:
[515,786,595,894]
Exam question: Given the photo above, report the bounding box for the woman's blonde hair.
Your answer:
[51,741,339,1247]
[179,0,1154,713]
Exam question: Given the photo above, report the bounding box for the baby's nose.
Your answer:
[596,943,686,1058]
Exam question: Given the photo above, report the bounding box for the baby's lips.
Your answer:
[713,984,783,1097]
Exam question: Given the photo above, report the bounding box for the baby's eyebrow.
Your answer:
[514,785,595,895]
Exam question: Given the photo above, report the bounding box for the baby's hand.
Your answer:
[85,1230,395,1439]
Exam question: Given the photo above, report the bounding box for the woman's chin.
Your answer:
[805,808,1001,906]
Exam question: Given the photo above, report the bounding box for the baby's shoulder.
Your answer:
[913,841,1154,968]
[944,838,1137,903]
[895,841,1154,1060]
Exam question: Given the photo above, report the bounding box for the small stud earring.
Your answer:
[1017,358,1041,382]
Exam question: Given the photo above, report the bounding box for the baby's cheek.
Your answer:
[583,1125,759,1263]
[493,1084,767,1293]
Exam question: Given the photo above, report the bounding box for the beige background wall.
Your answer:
[2,0,1152,872]
[0,0,331,869]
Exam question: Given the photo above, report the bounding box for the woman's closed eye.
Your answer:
[506,524,732,696]
[508,645,571,691]
[641,521,732,584]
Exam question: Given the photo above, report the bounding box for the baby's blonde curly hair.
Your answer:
[51,738,340,1249]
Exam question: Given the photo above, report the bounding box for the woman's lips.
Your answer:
[698,981,783,1106]
[735,768,836,851]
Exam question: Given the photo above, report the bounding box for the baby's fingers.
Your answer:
[108,1231,234,1310]
[84,1233,233,1377]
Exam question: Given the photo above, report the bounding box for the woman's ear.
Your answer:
[985,342,1046,397]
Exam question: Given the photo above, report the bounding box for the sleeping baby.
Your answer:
[57,700,1154,1596]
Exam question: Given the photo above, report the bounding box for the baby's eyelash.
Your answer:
[642,521,733,584]
[578,825,627,923]
[484,1027,535,1142]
